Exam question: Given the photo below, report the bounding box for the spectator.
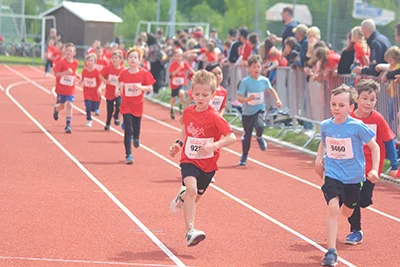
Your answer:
[282,37,300,66]
[293,24,308,67]
[268,7,297,50]
[338,32,355,75]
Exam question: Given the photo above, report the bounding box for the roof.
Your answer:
[39,1,122,23]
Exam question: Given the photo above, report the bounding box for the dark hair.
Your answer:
[355,79,381,95]
[146,32,157,46]
[248,33,258,46]
[282,7,294,16]
[284,36,298,48]
[228,29,237,37]
[239,28,249,39]
[332,84,357,105]
[247,55,263,66]
[205,62,222,72]
[263,39,274,60]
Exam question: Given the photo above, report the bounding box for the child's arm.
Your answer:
[135,84,153,92]
[54,68,73,77]
[315,142,325,178]
[99,74,110,84]
[169,123,186,157]
[366,139,380,183]
[384,139,399,178]
[268,87,282,108]
[200,132,236,157]
[238,94,255,104]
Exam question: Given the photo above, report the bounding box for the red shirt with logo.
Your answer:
[118,67,155,117]
[350,110,395,175]
[101,65,124,100]
[82,68,101,102]
[180,105,233,172]
[53,58,79,96]
[169,61,191,90]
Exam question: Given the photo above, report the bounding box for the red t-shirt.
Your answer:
[240,40,253,61]
[53,58,79,96]
[118,67,155,117]
[180,105,233,172]
[268,49,288,67]
[354,42,368,67]
[81,68,101,102]
[169,61,191,90]
[188,85,227,112]
[199,48,217,63]
[46,45,59,61]
[101,65,124,100]
[327,51,341,69]
[350,110,395,175]
[94,59,109,71]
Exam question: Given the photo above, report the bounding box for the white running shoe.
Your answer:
[186,228,206,247]
[85,120,93,127]
[211,177,216,183]
[170,186,186,213]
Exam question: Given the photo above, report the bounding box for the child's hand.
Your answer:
[375,64,384,72]
[133,84,143,91]
[367,169,379,184]
[276,100,282,108]
[315,157,325,178]
[66,68,73,75]
[169,143,181,157]
[198,142,215,157]
[247,95,256,102]
[97,89,102,96]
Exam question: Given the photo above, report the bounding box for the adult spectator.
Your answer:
[292,24,308,67]
[337,32,355,75]
[353,19,391,76]
[268,7,297,50]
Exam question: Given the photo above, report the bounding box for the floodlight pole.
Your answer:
[156,0,160,29]
[0,0,2,36]
[254,0,259,36]
[327,0,332,44]
[21,0,25,41]
[169,0,176,37]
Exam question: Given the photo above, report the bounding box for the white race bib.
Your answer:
[366,124,377,140]
[326,137,354,159]
[95,64,104,71]
[84,77,97,88]
[248,92,264,105]
[184,136,214,159]
[125,83,142,97]
[210,95,224,111]
[60,75,75,86]
[109,75,118,86]
[172,77,184,86]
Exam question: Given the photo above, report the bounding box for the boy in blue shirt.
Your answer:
[237,55,282,166]
[315,84,380,266]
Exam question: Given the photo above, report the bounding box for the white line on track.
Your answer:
[15,65,358,267]
[0,255,182,267]
[5,80,187,267]
[0,84,4,91]
[4,65,51,94]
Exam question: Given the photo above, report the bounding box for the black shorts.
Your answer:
[171,86,184,97]
[180,163,216,195]
[321,176,363,209]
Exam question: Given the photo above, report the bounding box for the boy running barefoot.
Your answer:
[345,79,399,245]
[169,70,236,246]
[53,43,80,133]
[237,55,282,166]
[315,85,380,266]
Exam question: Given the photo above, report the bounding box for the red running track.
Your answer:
[0,64,399,267]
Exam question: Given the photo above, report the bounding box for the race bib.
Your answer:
[366,124,377,140]
[125,83,142,97]
[326,137,354,159]
[95,64,104,71]
[210,95,224,111]
[248,92,264,105]
[172,77,184,86]
[60,75,75,86]
[184,136,214,159]
[108,75,118,86]
[84,77,97,88]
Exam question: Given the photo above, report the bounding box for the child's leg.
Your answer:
[132,115,142,148]
[84,100,92,121]
[95,98,101,115]
[123,114,133,157]
[327,197,340,249]
[182,176,198,231]
[170,96,176,110]
[254,112,267,151]
[114,96,122,123]
[178,89,185,114]
[170,95,176,119]
[241,113,258,156]
[105,99,114,126]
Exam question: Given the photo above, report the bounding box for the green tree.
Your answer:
[120,2,139,41]
[190,2,224,34]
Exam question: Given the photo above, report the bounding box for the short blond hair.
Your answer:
[85,53,97,61]
[384,46,400,63]
[191,70,217,93]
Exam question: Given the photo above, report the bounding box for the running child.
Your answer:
[169,70,236,247]
[168,48,195,119]
[185,62,228,116]
[315,84,380,266]
[237,55,282,166]
[100,50,124,130]
[45,38,60,77]
[116,46,155,164]
[52,43,80,133]
[345,79,398,245]
[80,53,102,127]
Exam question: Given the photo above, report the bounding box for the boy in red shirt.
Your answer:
[116,47,155,164]
[168,49,195,119]
[80,53,102,127]
[100,50,124,130]
[345,79,399,245]
[45,39,60,77]
[53,43,80,133]
[169,70,236,247]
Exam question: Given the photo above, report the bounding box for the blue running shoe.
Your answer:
[321,248,338,266]
[239,154,247,166]
[121,121,125,131]
[256,137,267,151]
[125,154,134,164]
[345,230,363,245]
[134,139,140,148]
[95,109,100,116]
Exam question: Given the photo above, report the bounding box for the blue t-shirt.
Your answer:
[321,116,375,184]
[238,75,272,115]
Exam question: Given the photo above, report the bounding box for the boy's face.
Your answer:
[127,51,140,67]
[86,57,96,67]
[330,92,353,120]
[357,91,377,115]
[111,54,122,66]
[211,67,223,86]
[65,46,76,59]
[192,84,215,110]
[174,52,182,62]
[248,62,261,78]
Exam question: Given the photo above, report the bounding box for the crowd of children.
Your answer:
[46,28,399,266]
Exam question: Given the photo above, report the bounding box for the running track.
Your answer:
[1,64,399,267]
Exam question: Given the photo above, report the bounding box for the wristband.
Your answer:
[175,140,183,147]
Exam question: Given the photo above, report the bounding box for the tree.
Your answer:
[190,2,224,34]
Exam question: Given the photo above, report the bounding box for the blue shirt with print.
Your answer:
[238,75,272,116]
[321,116,375,184]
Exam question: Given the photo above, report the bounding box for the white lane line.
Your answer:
[0,255,181,266]
[5,81,187,267]
[0,84,4,91]
[4,65,51,94]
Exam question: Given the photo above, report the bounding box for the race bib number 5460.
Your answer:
[326,137,354,159]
